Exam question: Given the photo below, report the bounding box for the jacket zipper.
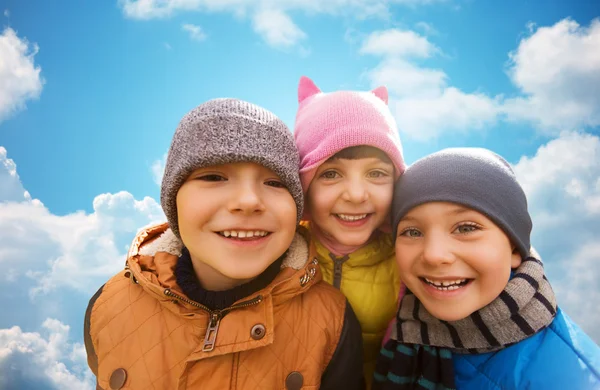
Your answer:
[330,254,349,289]
[163,288,263,352]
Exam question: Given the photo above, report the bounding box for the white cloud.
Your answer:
[0,28,44,124]
[513,132,600,342]
[551,242,600,342]
[118,0,440,20]
[363,18,600,140]
[0,147,33,203]
[182,23,207,41]
[3,9,9,17]
[252,8,306,48]
[391,87,500,141]
[0,147,165,297]
[0,319,94,390]
[504,18,600,132]
[362,29,501,141]
[359,28,438,58]
[415,21,437,36]
[514,132,600,216]
[118,0,445,49]
[151,153,167,186]
[367,58,446,98]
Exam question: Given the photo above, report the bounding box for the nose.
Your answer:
[229,181,265,214]
[341,177,369,204]
[422,233,455,267]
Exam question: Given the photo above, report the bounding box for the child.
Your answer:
[84,98,364,390]
[294,76,406,384]
[374,147,600,389]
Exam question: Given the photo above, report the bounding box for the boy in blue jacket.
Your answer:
[374,148,600,390]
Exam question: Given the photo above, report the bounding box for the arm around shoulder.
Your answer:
[320,300,365,390]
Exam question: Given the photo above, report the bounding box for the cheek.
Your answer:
[274,194,297,225]
[176,188,212,230]
[372,184,393,211]
[306,186,332,216]
[394,244,415,273]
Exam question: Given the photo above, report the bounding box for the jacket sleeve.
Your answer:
[320,300,365,390]
[84,284,105,380]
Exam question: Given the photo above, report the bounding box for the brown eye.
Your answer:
[367,170,388,178]
[196,174,226,182]
[321,170,340,179]
[265,180,286,188]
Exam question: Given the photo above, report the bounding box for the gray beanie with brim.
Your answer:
[161,98,303,238]
[392,148,532,259]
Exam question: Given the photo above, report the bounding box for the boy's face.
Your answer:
[306,157,394,248]
[176,162,297,290]
[395,202,522,322]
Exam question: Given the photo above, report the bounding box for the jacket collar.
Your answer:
[306,222,395,267]
[124,223,321,313]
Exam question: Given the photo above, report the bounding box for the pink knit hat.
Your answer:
[294,76,406,192]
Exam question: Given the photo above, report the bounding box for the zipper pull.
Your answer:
[202,312,222,352]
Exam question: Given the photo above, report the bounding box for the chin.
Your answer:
[338,234,372,246]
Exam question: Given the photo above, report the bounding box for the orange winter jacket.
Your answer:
[84,223,364,390]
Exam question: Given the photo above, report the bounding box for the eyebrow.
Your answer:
[400,204,475,222]
[448,205,474,216]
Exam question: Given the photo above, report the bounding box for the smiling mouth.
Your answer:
[217,230,271,239]
[420,277,472,291]
[335,213,370,221]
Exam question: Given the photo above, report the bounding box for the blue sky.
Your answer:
[1,0,599,388]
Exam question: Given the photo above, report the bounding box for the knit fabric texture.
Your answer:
[391,147,532,259]
[293,76,405,191]
[161,98,303,238]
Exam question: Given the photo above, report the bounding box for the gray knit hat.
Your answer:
[161,98,303,238]
[392,148,532,259]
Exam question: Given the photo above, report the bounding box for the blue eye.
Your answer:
[400,228,422,238]
[454,223,480,234]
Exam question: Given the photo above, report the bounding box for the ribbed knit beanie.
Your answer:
[161,98,303,238]
[392,148,532,259]
[294,76,406,192]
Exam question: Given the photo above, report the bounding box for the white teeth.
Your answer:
[424,278,467,289]
[219,230,269,238]
[337,214,368,221]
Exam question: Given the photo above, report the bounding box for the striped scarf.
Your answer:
[373,256,557,390]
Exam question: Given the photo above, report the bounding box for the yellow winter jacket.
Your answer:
[302,221,400,386]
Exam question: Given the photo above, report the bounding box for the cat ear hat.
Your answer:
[293,76,406,192]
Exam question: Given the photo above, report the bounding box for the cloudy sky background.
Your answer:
[1,0,599,388]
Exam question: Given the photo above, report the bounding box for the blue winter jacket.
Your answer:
[453,308,600,389]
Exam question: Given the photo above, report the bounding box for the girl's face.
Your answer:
[306,157,394,248]
[395,202,522,322]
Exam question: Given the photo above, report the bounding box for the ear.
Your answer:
[371,85,388,105]
[298,76,321,103]
[511,247,522,269]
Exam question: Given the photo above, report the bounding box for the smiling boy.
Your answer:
[374,148,600,390]
[84,98,364,390]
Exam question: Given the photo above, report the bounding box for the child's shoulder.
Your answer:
[455,308,600,389]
